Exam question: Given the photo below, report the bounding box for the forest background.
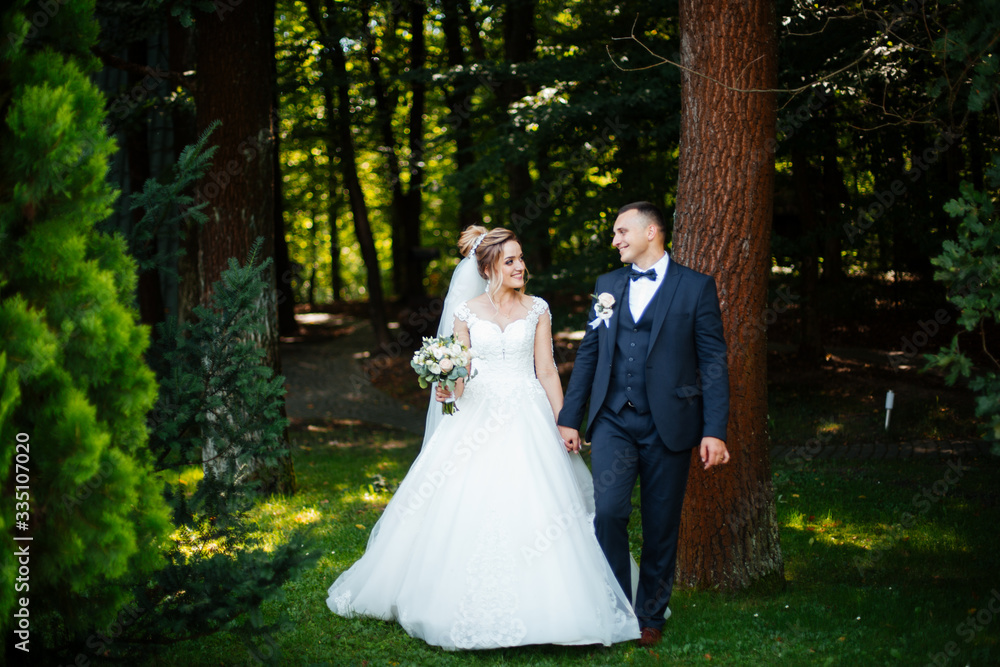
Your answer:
[1,0,998,663]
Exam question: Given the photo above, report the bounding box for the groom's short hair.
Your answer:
[618,201,666,235]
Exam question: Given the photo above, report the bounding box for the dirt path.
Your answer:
[280,317,426,434]
[279,314,993,461]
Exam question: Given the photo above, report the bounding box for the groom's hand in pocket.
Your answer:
[559,426,581,453]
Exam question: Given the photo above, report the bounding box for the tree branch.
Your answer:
[91,46,195,92]
[605,12,902,100]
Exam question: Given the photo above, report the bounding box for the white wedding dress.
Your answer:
[326,296,641,649]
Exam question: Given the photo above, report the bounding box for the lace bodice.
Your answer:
[454,296,549,405]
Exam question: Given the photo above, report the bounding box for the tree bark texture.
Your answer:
[673,0,784,591]
[194,0,296,495]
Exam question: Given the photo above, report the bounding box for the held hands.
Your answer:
[699,436,730,469]
[559,426,581,454]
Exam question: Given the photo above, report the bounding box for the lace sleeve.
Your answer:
[527,296,549,325]
[454,301,473,325]
[530,297,558,372]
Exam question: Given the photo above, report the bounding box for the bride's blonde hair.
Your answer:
[457,225,529,296]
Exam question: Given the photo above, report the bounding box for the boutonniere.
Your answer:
[588,292,615,329]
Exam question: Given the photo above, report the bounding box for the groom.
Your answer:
[558,201,730,647]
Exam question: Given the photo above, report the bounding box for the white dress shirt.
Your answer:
[628,252,670,321]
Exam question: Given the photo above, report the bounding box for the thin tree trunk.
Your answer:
[306,0,390,346]
[500,0,541,260]
[792,148,824,363]
[402,0,427,301]
[442,0,482,231]
[458,0,487,61]
[128,38,163,327]
[820,142,846,283]
[169,18,200,326]
[361,0,427,304]
[273,56,297,336]
[194,0,296,495]
[326,153,343,301]
[673,0,784,591]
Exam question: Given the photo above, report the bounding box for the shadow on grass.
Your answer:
[144,423,1000,667]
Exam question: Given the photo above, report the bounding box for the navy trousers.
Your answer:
[589,404,692,630]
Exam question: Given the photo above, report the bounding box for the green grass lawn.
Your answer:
[141,421,1000,667]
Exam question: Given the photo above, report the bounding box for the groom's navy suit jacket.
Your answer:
[558,259,729,451]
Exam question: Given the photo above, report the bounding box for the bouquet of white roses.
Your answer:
[411,335,474,415]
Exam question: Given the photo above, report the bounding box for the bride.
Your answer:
[326,226,641,649]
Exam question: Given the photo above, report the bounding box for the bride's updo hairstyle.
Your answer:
[457,225,529,291]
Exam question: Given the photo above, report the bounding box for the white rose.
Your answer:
[432,346,446,360]
[439,358,455,372]
[428,362,441,375]
[598,292,615,308]
[450,343,463,356]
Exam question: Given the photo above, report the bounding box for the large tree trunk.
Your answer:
[194,0,296,495]
[673,0,784,591]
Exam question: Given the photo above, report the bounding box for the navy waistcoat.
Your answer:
[605,288,654,414]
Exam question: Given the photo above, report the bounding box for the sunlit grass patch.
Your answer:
[147,423,1000,667]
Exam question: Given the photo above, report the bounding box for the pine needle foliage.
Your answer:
[0,0,172,645]
[3,2,317,661]
[109,119,219,273]
[100,239,322,665]
[150,238,290,509]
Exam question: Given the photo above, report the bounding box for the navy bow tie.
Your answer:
[629,267,657,282]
